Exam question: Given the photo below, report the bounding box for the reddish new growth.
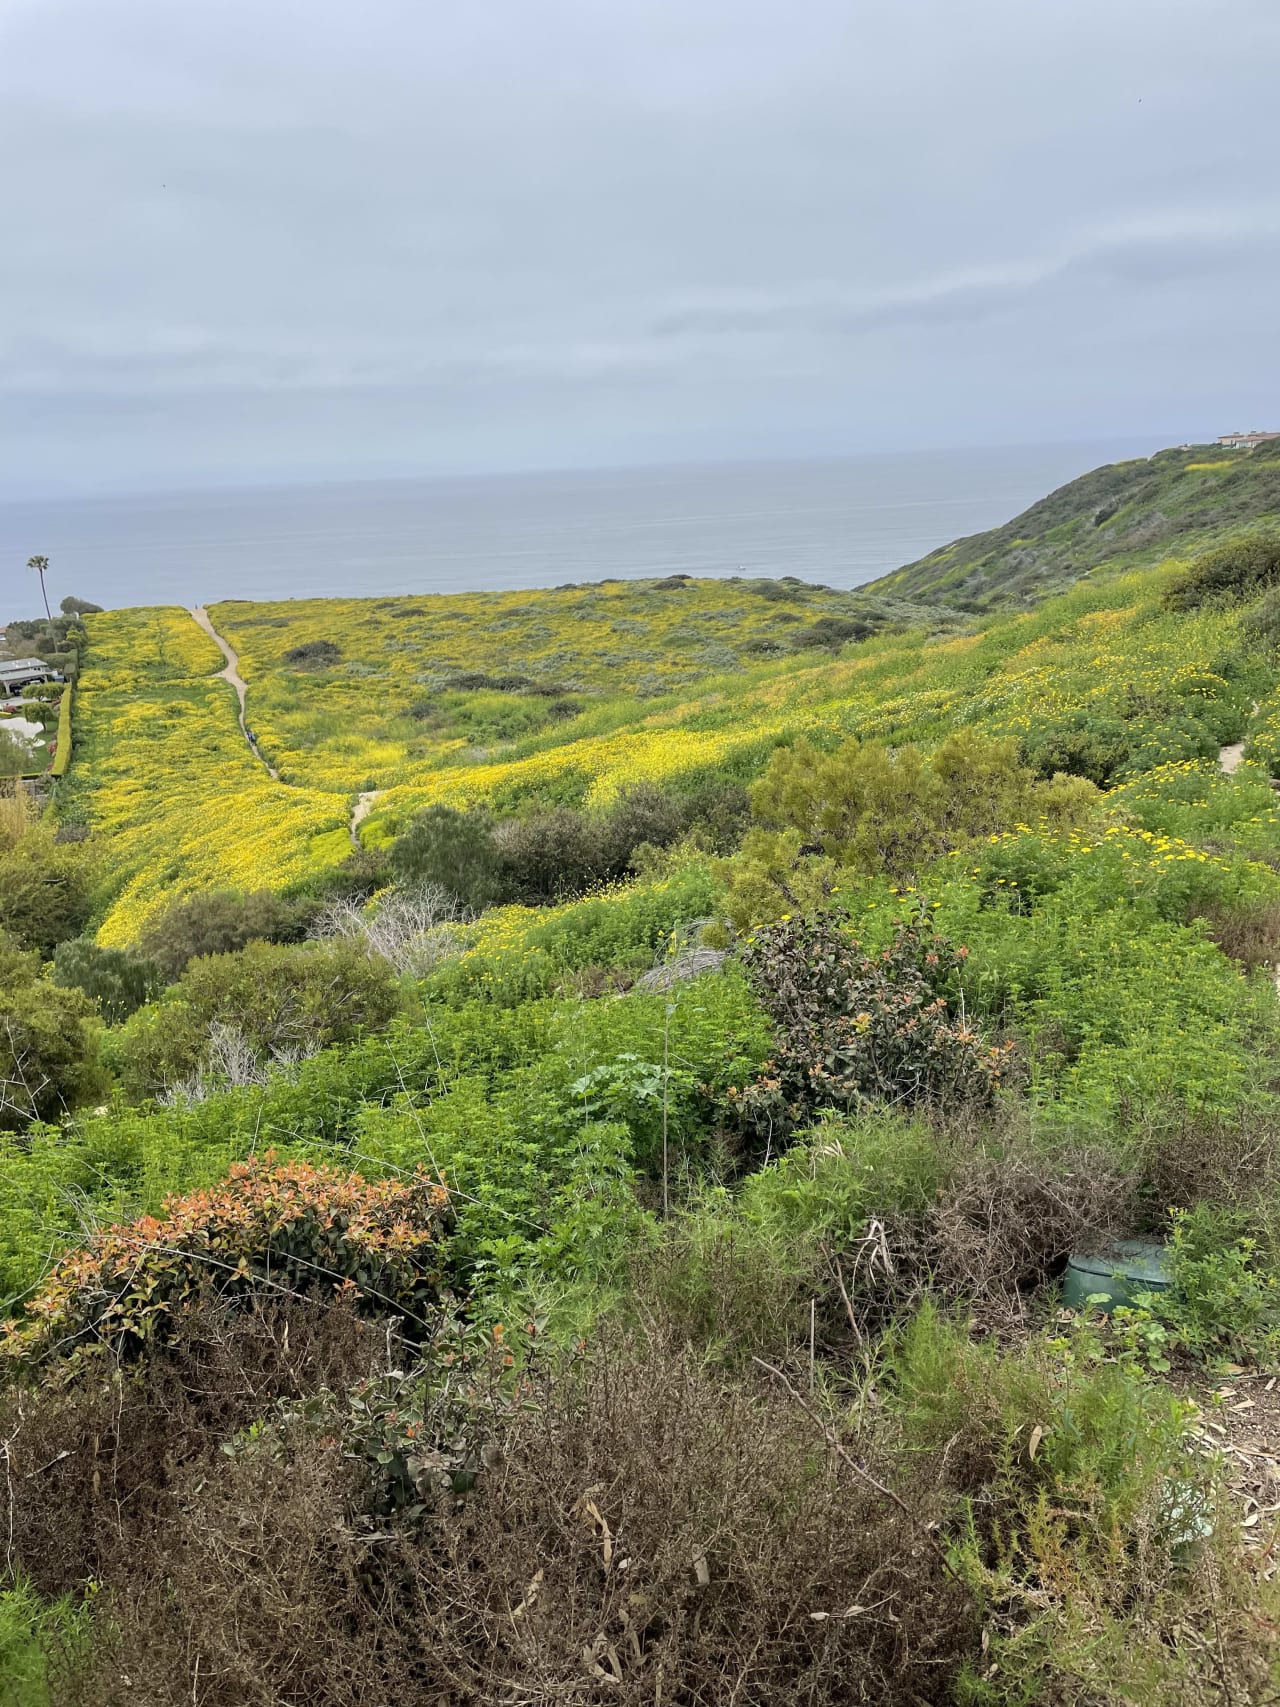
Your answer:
[6,1152,452,1366]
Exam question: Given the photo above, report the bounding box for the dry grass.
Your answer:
[39,1324,973,1706]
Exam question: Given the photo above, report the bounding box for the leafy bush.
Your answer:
[790,614,873,649]
[0,941,107,1131]
[885,1305,1232,1698]
[748,730,1035,884]
[732,911,1012,1136]
[5,1152,452,1365]
[282,638,342,666]
[388,804,506,910]
[493,806,605,903]
[1019,708,1135,785]
[51,937,157,1025]
[59,596,103,615]
[0,823,94,956]
[118,939,402,1098]
[1166,528,1280,610]
[135,886,314,982]
[1130,1204,1280,1366]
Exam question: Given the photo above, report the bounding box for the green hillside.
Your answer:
[872,439,1280,610]
[8,490,1280,1696]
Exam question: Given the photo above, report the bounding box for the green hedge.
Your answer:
[50,687,73,778]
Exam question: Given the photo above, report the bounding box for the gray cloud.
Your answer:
[1,0,1278,495]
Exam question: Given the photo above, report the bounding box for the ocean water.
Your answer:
[0,439,1156,612]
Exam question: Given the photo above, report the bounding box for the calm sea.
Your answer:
[0,439,1157,613]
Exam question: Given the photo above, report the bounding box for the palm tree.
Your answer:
[27,556,51,622]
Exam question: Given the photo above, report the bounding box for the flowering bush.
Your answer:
[6,1152,452,1365]
[732,910,1012,1135]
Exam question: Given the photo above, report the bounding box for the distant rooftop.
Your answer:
[1217,430,1280,447]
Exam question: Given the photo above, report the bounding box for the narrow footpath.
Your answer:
[190,606,280,780]
[1218,701,1261,778]
[189,606,383,846]
[349,789,384,849]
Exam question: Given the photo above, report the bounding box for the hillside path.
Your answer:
[1218,702,1261,776]
[350,789,384,848]
[190,606,280,780]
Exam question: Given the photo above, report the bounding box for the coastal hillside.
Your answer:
[6,497,1280,1697]
[871,439,1280,610]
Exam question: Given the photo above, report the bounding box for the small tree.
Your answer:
[27,556,52,623]
[731,910,1012,1138]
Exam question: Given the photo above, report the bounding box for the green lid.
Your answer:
[1066,1240,1170,1286]
[1062,1240,1171,1313]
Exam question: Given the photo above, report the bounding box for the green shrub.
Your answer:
[1131,1204,1280,1365]
[493,806,605,903]
[1166,528,1280,610]
[732,911,1012,1137]
[283,638,342,666]
[135,886,313,982]
[0,1580,95,1706]
[1020,708,1135,784]
[118,938,401,1097]
[389,805,506,910]
[0,940,107,1131]
[51,937,157,1025]
[1242,584,1280,652]
[748,730,1035,883]
[0,827,94,956]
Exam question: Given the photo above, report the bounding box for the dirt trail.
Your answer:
[1219,740,1247,775]
[1219,701,1261,776]
[190,606,280,780]
[190,607,383,845]
[349,789,384,848]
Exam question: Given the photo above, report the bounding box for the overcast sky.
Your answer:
[1,0,1277,499]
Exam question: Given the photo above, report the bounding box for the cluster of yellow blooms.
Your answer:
[69,607,347,945]
[68,554,1266,946]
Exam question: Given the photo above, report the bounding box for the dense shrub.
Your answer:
[391,782,748,913]
[0,824,95,956]
[282,638,342,666]
[750,730,1035,881]
[1019,707,1135,784]
[0,941,107,1131]
[790,614,873,649]
[59,596,103,616]
[732,912,1012,1138]
[51,938,157,1025]
[135,886,314,982]
[1166,528,1280,610]
[5,1152,452,1365]
[118,939,402,1097]
[882,1305,1252,1699]
[388,804,506,910]
[59,1326,972,1706]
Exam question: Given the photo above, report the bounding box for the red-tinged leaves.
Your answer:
[4,1151,453,1367]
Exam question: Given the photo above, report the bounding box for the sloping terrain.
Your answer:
[871,440,1280,610]
[9,479,1280,1700]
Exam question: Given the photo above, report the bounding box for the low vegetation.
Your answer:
[7,466,1280,1699]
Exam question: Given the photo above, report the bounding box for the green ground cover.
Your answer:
[7,493,1280,1699]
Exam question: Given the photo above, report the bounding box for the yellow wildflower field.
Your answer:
[65,556,1264,943]
[64,607,348,944]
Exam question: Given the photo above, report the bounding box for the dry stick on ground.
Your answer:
[751,1355,965,1586]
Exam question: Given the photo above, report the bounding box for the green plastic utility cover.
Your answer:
[1061,1239,1172,1313]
